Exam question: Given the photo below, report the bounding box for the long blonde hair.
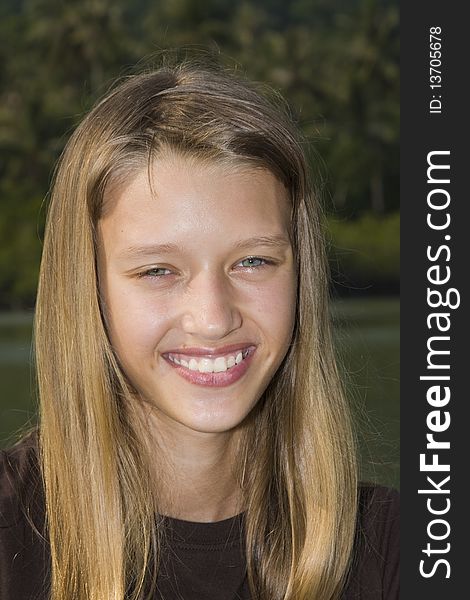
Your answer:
[35,60,358,599]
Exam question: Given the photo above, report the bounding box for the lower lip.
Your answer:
[164,349,255,387]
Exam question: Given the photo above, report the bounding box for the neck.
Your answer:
[146,410,244,522]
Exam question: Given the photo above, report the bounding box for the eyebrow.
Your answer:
[118,234,291,259]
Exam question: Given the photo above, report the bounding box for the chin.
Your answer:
[180,401,257,434]
[184,414,247,435]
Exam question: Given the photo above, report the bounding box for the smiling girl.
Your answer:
[0,62,399,599]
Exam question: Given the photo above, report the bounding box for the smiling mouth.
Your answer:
[162,346,256,388]
[165,347,253,373]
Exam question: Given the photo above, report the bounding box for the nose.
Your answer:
[180,271,242,341]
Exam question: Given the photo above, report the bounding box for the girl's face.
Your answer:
[98,154,297,436]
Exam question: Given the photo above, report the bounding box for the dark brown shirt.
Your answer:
[0,437,399,599]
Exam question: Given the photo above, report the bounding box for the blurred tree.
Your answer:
[0,0,139,308]
[320,0,399,215]
[0,0,399,307]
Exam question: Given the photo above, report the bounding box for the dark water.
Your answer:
[0,311,36,446]
[332,298,399,489]
[0,298,399,488]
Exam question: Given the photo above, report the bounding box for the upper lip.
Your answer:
[162,343,256,358]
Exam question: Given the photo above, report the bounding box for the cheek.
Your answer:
[104,283,172,358]
[248,275,297,342]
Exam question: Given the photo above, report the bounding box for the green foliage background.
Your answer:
[0,0,399,308]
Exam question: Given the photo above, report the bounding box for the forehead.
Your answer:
[99,154,292,252]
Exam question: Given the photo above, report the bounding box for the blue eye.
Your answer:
[140,267,171,277]
[239,257,266,268]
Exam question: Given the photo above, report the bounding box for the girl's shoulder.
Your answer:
[0,433,49,600]
[358,482,400,528]
[345,483,399,599]
[357,483,399,558]
[0,432,41,526]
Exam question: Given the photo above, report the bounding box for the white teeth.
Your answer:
[169,349,251,373]
[198,358,213,373]
[213,356,227,372]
